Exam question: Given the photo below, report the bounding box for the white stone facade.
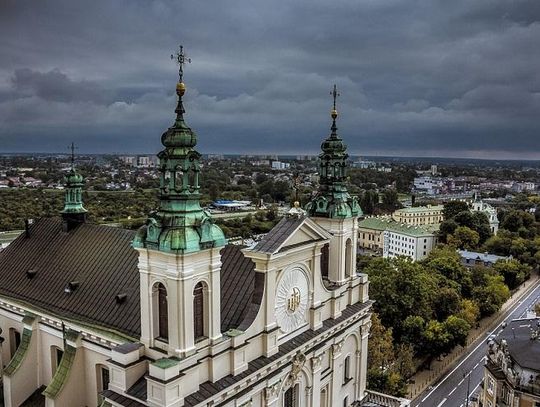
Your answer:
[0,214,382,407]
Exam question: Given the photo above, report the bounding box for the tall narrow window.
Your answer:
[345,238,353,277]
[284,385,298,407]
[9,329,21,358]
[157,283,168,341]
[193,282,205,341]
[320,389,327,407]
[50,346,63,375]
[343,396,348,407]
[96,364,110,404]
[343,355,351,383]
[320,243,330,280]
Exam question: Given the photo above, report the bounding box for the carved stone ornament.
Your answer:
[332,340,344,356]
[311,355,323,371]
[265,380,281,400]
[287,351,307,385]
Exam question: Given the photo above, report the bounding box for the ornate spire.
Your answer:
[330,84,340,138]
[171,45,191,122]
[134,46,226,253]
[61,142,87,229]
[305,85,361,219]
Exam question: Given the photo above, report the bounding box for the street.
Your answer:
[412,279,540,407]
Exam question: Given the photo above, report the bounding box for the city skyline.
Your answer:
[1,0,539,159]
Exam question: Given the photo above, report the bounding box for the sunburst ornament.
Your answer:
[275,267,309,334]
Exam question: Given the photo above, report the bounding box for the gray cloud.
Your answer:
[0,0,539,159]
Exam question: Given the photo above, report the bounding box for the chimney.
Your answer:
[24,219,34,238]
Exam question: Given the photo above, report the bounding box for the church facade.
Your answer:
[0,54,409,407]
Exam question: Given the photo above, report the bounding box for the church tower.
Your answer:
[60,143,87,231]
[133,46,226,356]
[305,85,362,284]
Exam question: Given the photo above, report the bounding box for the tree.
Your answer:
[448,226,480,250]
[434,287,462,321]
[471,266,510,317]
[401,316,426,353]
[492,259,531,290]
[423,247,472,296]
[439,219,458,243]
[364,257,437,339]
[367,314,411,397]
[360,190,379,215]
[458,299,480,327]
[423,320,451,358]
[381,189,400,210]
[443,315,470,347]
[443,201,469,220]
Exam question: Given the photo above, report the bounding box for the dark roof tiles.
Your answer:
[252,216,304,253]
[0,218,141,337]
[0,217,259,338]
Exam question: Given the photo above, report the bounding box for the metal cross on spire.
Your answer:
[330,84,340,111]
[171,45,191,83]
[68,142,78,168]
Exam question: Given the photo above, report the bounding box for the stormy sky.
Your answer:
[0,0,539,159]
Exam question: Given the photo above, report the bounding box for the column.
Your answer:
[310,355,323,407]
[330,341,344,407]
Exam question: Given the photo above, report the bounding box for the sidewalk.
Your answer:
[406,273,540,400]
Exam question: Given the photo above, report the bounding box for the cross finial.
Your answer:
[171,45,191,83]
[330,84,340,111]
[68,142,78,168]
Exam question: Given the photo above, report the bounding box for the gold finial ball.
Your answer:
[294,201,300,208]
[176,82,186,96]
[331,109,338,119]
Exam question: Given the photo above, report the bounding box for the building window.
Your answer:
[194,282,206,341]
[96,364,110,403]
[320,388,328,407]
[152,282,169,341]
[343,355,351,384]
[320,243,330,280]
[51,346,63,374]
[343,396,348,407]
[9,328,21,358]
[345,238,353,277]
[284,385,298,407]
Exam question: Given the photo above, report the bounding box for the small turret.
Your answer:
[305,84,361,218]
[133,46,226,253]
[61,143,87,231]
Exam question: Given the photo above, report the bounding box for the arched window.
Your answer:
[193,282,206,341]
[345,238,353,278]
[320,388,328,407]
[320,243,329,280]
[153,283,168,341]
[9,328,21,358]
[284,384,298,407]
[51,345,63,375]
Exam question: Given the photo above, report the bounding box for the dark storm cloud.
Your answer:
[0,0,538,158]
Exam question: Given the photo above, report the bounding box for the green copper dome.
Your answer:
[133,55,226,254]
[305,85,362,219]
[61,168,87,215]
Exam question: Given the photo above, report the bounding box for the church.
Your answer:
[0,49,409,407]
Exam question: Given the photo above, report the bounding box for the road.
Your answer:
[412,278,540,407]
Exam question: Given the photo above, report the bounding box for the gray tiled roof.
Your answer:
[0,218,259,338]
[252,216,305,253]
[0,218,141,338]
[497,318,540,371]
